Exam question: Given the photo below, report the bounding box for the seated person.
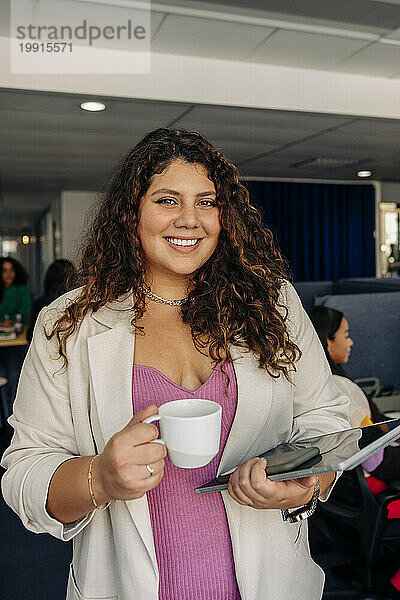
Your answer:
[0,257,31,416]
[309,305,399,482]
[310,305,400,599]
[0,257,31,327]
[27,259,76,342]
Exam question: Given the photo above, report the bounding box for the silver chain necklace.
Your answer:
[142,284,188,307]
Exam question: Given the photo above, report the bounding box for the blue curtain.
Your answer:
[245,181,375,282]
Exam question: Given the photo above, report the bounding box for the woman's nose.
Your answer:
[174,206,200,228]
[349,337,354,347]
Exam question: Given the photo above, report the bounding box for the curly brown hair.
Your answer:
[47,128,300,379]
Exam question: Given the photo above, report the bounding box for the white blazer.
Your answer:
[1,282,350,600]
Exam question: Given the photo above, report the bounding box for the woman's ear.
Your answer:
[326,338,333,356]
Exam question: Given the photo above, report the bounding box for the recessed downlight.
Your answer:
[357,170,372,178]
[80,101,106,112]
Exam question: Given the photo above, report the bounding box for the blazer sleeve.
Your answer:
[283,282,351,499]
[1,306,95,540]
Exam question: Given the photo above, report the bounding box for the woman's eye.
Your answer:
[155,198,177,205]
[198,200,217,206]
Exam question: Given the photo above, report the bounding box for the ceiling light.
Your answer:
[357,170,372,178]
[80,101,106,112]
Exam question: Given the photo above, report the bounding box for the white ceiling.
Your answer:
[2,0,400,76]
[149,0,400,77]
[1,0,400,230]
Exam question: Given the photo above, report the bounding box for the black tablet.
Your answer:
[195,418,400,494]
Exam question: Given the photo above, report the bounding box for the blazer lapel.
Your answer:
[217,346,273,476]
[88,303,158,573]
[88,323,134,446]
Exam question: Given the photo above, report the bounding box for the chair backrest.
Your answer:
[314,467,380,559]
[315,292,400,390]
[313,465,400,589]
[334,278,400,295]
[293,281,334,312]
[0,468,72,600]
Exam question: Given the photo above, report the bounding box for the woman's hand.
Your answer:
[228,458,316,510]
[94,404,167,502]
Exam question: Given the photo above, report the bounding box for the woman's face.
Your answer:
[137,160,221,280]
[2,261,16,288]
[327,317,354,364]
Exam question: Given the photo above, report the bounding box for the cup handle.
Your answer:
[143,415,166,446]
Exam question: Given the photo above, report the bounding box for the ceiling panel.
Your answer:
[0,90,193,224]
[1,89,400,230]
[241,155,377,180]
[203,138,277,164]
[240,116,400,178]
[176,104,351,139]
[383,25,400,40]
[250,29,371,69]
[193,0,400,30]
[332,42,400,76]
[241,140,399,181]
[0,90,191,126]
[152,13,271,60]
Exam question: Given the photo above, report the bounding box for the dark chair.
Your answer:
[334,278,400,295]
[0,466,72,600]
[0,377,8,429]
[311,466,400,593]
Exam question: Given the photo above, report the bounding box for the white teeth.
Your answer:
[166,237,199,247]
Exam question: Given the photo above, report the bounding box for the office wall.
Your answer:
[60,191,98,260]
[381,183,400,204]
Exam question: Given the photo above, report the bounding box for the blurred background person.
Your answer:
[309,305,400,481]
[309,304,400,599]
[0,257,31,327]
[0,257,31,422]
[27,259,76,342]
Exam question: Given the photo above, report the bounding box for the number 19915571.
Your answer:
[19,42,73,52]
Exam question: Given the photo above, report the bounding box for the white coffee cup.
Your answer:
[143,398,222,469]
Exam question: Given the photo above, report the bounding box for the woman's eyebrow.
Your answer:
[150,188,216,197]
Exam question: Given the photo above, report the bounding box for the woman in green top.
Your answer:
[0,257,31,428]
[0,257,31,326]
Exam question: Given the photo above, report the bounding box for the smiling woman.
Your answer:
[137,160,221,281]
[1,128,350,600]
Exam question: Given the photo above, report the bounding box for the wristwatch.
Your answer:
[281,475,320,523]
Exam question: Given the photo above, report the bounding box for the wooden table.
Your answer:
[0,327,28,348]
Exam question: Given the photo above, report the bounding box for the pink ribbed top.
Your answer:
[132,361,241,600]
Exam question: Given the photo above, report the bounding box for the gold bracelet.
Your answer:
[88,455,112,511]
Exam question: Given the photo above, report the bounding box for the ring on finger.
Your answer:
[146,464,155,476]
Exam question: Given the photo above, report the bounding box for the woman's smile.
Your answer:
[163,236,202,251]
